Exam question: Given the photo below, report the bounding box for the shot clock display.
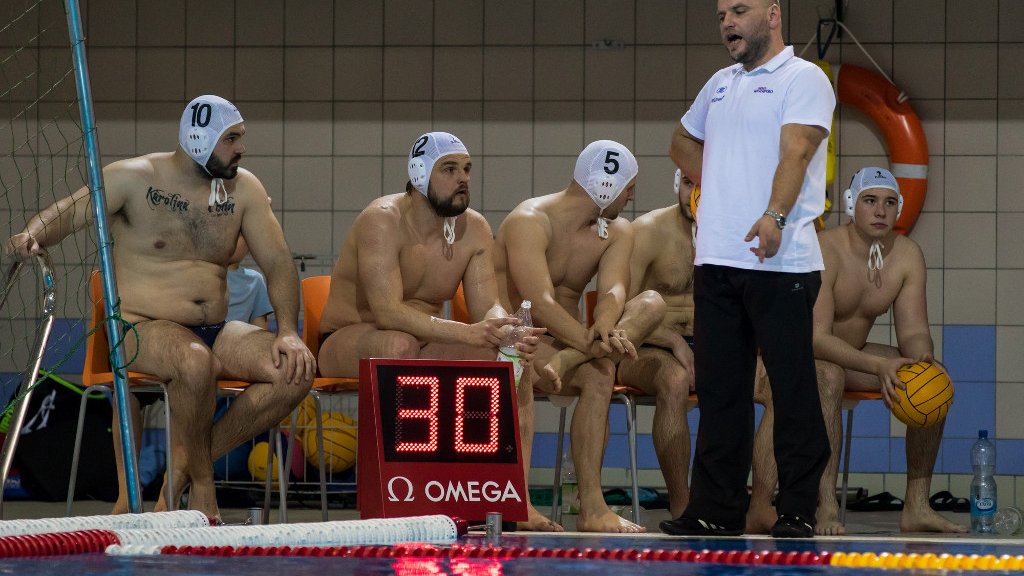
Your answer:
[358,359,528,521]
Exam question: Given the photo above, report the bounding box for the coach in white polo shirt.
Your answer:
[660,0,835,539]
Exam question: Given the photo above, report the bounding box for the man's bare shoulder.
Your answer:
[816,225,846,249]
[500,197,552,233]
[355,193,405,224]
[633,205,683,234]
[104,153,164,180]
[891,233,926,271]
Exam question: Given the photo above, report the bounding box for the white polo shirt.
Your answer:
[682,46,835,272]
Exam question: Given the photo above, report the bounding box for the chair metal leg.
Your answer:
[281,408,301,523]
[312,392,328,522]
[262,426,276,523]
[840,402,856,525]
[160,386,175,512]
[274,428,288,523]
[65,386,93,516]
[617,393,641,525]
[551,405,567,526]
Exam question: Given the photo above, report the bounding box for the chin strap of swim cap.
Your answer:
[208,178,228,206]
[443,217,457,245]
[596,211,609,239]
[868,240,884,272]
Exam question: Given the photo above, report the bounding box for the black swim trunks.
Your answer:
[319,330,334,350]
[188,322,226,348]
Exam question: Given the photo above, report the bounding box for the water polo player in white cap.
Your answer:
[5,94,316,521]
[317,130,547,527]
[614,167,700,523]
[748,166,963,536]
[493,139,666,533]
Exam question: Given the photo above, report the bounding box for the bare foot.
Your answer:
[153,468,190,512]
[576,507,647,533]
[899,504,968,533]
[516,504,564,532]
[110,499,130,515]
[815,501,846,536]
[744,502,776,534]
[185,478,221,521]
[539,362,564,395]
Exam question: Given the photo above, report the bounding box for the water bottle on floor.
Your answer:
[970,429,996,533]
[497,301,532,388]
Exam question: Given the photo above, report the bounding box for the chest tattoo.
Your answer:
[208,196,236,217]
[145,187,189,213]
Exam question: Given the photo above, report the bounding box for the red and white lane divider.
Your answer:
[0,514,462,558]
[0,510,211,536]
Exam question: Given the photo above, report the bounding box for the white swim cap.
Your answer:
[573,140,638,212]
[407,132,470,196]
[844,167,903,219]
[178,95,244,172]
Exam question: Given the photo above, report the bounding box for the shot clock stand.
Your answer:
[357,358,528,523]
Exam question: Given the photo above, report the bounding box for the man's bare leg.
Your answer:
[110,395,144,514]
[565,357,644,533]
[747,369,777,534]
[124,321,221,518]
[516,363,563,531]
[318,323,423,378]
[902,420,966,533]
[811,360,846,535]
[617,346,692,517]
[747,359,845,535]
[845,344,964,533]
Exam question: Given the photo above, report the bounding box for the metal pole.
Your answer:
[0,254,56,517]
[64,0,142,513]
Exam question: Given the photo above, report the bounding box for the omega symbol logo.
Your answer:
[387,476,415,502]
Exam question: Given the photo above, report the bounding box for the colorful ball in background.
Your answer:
[248,441,279,482]
[303,412,358,473]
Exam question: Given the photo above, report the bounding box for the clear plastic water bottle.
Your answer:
[970,429,997,533]
[497,301,532,388]
[560,447,579,515]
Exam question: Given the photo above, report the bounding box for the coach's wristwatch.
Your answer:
[763,210,786,230]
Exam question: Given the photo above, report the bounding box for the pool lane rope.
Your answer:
[0,512,1019,571]
[108,544,1024,571]
[0,514,461,558]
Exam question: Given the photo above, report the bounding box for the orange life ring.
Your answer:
[835,64,928,235]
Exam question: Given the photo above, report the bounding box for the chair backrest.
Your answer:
[451,283,470,323]
[82,271,112,385]
[301,275,331,358]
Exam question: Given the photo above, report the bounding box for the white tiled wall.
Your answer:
[3,0,1023,500]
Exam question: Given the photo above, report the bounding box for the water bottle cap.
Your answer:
[521,300,531,309]
[979,429,989,439]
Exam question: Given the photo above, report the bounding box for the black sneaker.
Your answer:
[660,515,744,536]
[770,513,814,538]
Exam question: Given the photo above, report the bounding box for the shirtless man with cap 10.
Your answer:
[4,95,316,520]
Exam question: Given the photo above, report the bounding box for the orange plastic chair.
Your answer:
[297,275,360,520]
[69,271,257,515]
